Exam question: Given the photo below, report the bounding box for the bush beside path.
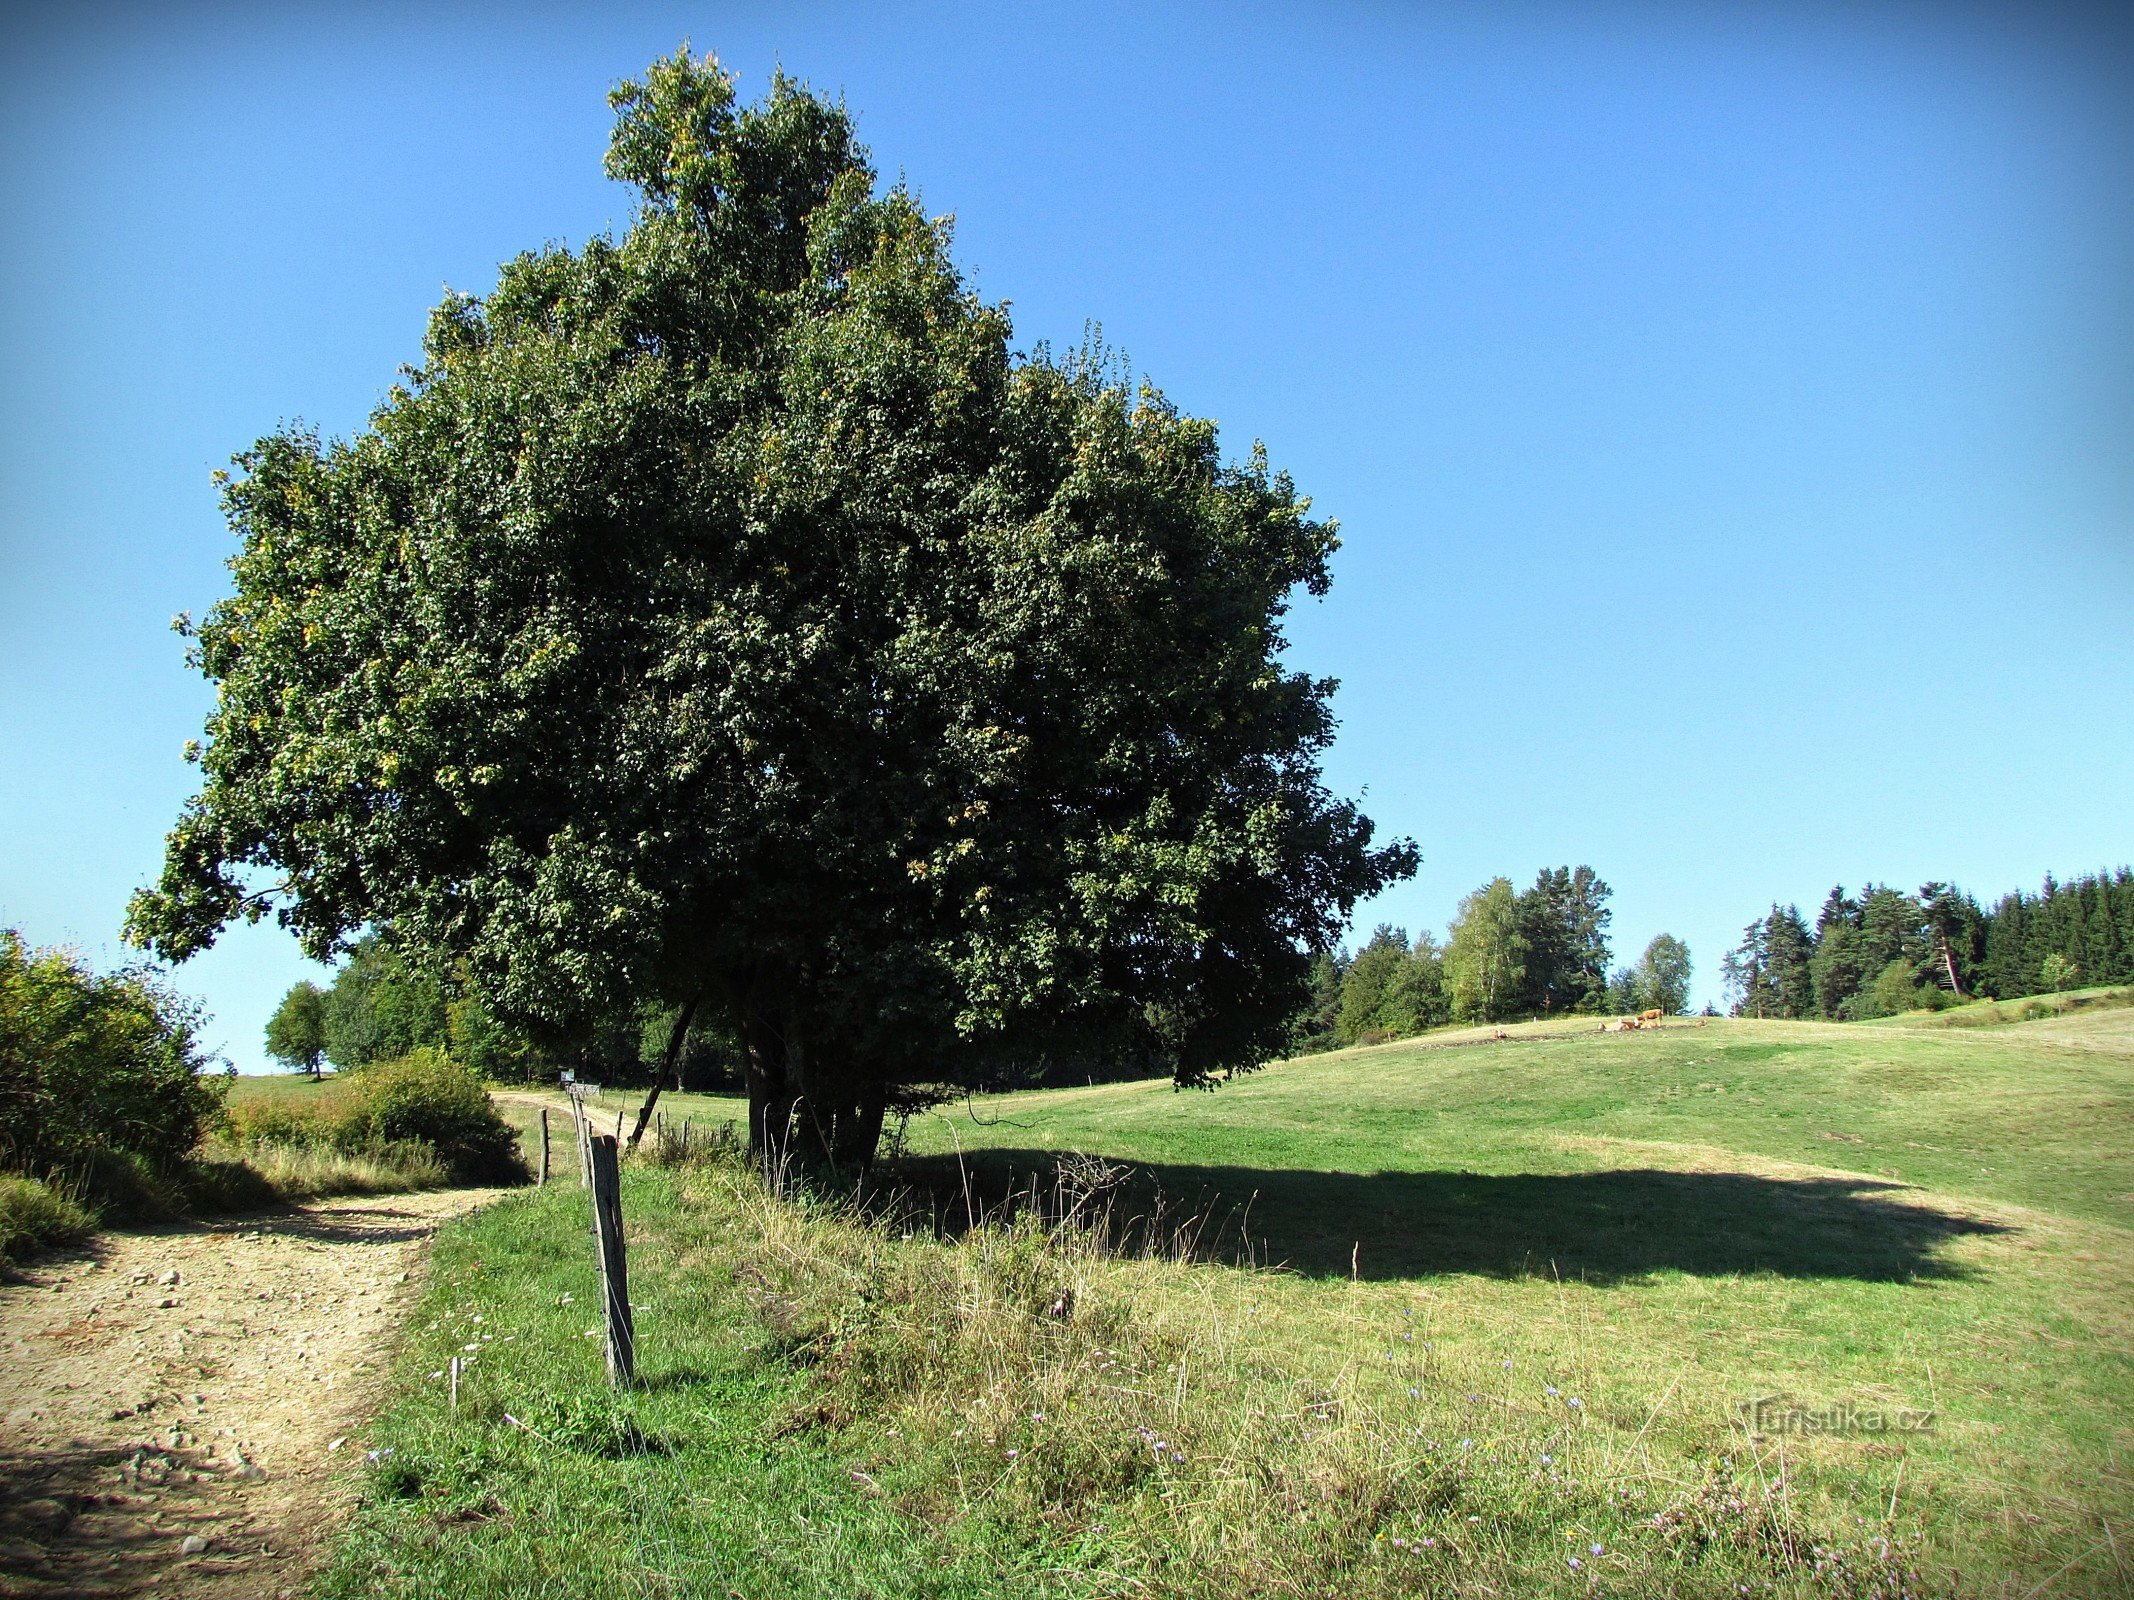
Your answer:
[0,1186,497,1598]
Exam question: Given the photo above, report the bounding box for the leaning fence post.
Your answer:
[585,1133,635,1386]
[538,1108,551,1186]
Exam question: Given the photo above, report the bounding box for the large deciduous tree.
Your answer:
[1444,878,1527,1023]
[126,51,1413,1169]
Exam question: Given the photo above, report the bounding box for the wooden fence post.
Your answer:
[585,1133,635,1386]
[538,1108,550,1186]
[574,1093,593,1189]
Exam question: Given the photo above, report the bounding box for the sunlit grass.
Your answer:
[320,1011,2131,1596]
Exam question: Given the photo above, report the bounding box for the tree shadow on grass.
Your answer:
[885,1151,2008,1285]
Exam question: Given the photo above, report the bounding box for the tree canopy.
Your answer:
[127,50,1413,1166]
[1726,870,2132,1020]
[263,979,327,1077]
[1,929,222,1187]
[1444,878,1527,1023]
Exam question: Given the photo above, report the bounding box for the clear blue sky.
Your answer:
[3,2,2128,1071]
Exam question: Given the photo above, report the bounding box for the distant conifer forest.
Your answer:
[1721,869,2134,1020]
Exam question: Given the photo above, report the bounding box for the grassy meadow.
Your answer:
[313,1004,2131,1597]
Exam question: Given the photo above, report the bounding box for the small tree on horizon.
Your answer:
[1639,933,1693,1015]
[263,980,327,1078]
[2039,951,2079,994]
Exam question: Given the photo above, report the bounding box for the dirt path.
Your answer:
[0,1188,496,1599]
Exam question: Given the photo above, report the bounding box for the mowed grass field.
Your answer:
[302,1003,2130,1598]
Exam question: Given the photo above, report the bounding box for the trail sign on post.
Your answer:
[585,1132,635,1386]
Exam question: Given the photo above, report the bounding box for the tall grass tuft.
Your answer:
[0,1173,94,1262]
[216,1136,447,1201]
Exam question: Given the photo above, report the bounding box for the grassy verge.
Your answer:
[341,1012,2134,1598]
[0,1061,534,1263]
[322,1150,1990,1598]
[207,1135,448,1200]
[1863,985,2134,1030]
[0,1173,94,1262]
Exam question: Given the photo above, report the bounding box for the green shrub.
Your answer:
[1836,988,1887,1021]
[1870,959,1926,1017]
[338,1049,529,1186]
[0,1173,93,1261]
[0,929,224,1203]
[223,1098,330,1148]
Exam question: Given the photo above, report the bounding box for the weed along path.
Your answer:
[0,1187,497,1598]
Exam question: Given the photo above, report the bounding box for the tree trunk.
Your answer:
[625,992,702,1152]
[738,980,887,1177]
[830,1080,887,1174]
[743,1012,797,1170]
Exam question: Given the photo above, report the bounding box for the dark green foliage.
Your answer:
[128,49,1411,1166]
[1726,907,1813,1020]
[1327,926,1447,1045]
[1509,866,1611,1016]
[1337,925,1409,1042]
[1858,886,1930,981]
[289,937,651,1084]
[1604,964,1643,1013]
[1308,865,1612,1041]
[1734,869,2133,1020]
[320,939,449,1072]
[0,928,224,1204]
[1977,870,2134,1000]
[1809,887,1870,1018]
[1380,930,1449,1033]
[1290,950,1346,1054]
[1760,907,1815,1019]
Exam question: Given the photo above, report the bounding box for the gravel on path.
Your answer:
[0,1187,494,1599]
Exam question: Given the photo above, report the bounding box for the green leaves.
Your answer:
[135,49,1412,1142]
[0,929,223,1182]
